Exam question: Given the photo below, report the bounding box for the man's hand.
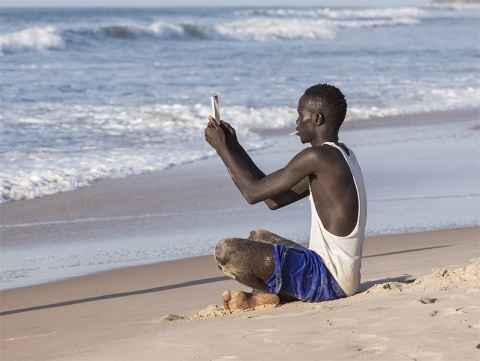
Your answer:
[205,116,227,151]
[220,120,240,149]
[205,117,239,151]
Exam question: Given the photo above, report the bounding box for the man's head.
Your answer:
[301,84,347,132]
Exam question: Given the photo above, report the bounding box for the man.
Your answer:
[204,84,367,311]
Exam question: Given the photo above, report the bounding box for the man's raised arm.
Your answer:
[205,118,309,209]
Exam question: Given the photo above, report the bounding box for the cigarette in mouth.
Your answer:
[289,131,299,136]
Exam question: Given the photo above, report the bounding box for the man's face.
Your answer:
[296,95,318,144]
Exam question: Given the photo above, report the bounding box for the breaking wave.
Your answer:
[0,7,426,54]
[0,26,65,54]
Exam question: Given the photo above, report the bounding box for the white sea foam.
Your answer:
[1,86,478,203]
[0,26,65,54]
[215,18,336,41]
[234,7,427,20]
[0,103,271,203]
[321,7,427,19]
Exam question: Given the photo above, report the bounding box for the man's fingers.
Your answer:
[221,121,234,132]
[208,116,221,128]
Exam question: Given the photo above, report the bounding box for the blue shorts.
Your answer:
[265,245,346,302]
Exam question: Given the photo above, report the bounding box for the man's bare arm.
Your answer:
[217,121,309,209]
[205,119,316,208]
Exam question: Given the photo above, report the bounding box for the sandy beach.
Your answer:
[1,110,479,360]
[1,229,479,360]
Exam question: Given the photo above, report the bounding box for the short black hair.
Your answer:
[303,84,347,130]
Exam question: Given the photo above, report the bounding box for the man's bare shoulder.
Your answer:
[285,146,337,175]
[294,145,337,162]
[290,145,350,177]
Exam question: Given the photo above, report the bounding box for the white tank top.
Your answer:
[308,142,367,296]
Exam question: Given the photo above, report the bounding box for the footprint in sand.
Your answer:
[244,328,279,344]
[244,328,276,337]
[406,351,442,361]
[431,307,465,317]
[412,297,437,305]
[354,346,387,355]
[355,333,389,342]
[245,328,275,334]
[369,306,392,311]
[349,333,389,356]
[327,317,359,328]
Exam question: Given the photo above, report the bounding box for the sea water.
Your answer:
[1,5,479,202]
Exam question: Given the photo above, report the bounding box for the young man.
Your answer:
[204,84,367,311]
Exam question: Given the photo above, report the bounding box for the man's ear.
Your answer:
[315,113,325,126]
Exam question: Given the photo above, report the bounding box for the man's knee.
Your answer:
[247,229,268,240]
[214,238,236,266]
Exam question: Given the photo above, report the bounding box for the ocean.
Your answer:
[1,5,479,202]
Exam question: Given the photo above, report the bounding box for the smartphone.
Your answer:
[211,95,221,125]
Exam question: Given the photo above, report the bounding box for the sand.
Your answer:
[1,228,479,360]
[1,110,479,360]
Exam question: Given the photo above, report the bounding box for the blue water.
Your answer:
[1,6,479,202]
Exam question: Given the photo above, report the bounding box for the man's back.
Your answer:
[308,143,360,237]
[308,142,367,297]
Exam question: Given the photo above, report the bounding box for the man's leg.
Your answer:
[245,230,302,303]
[246,229,302,248]
[215,237,273,290]
[214,231,300,310]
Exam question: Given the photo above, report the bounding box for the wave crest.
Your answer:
[148,21,208,39]
[216,18,335,41]
[101,25,137,39]
[0,26,65,54]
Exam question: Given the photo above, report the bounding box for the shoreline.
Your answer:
[1,225,478,293]
[1,108,479,290]
[252,107,480,136]
[1,226,478,297]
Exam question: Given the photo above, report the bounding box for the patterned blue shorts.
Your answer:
[265,245,346,302]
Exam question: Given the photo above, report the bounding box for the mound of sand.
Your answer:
[154,304,232,323]
[366,261,480,295]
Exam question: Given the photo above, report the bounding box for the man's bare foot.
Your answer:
[222,290,280,311]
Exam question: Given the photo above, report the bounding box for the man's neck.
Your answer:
[311,134,338,147]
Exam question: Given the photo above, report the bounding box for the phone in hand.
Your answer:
[211,95,221,125]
